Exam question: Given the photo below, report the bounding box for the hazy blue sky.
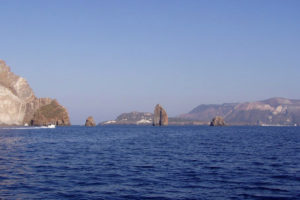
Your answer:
[1,0,300,124]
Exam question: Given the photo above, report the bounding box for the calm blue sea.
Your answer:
[0,126,299,200]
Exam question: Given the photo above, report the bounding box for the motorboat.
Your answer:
[47,124,56,128]
[41,124,56,128]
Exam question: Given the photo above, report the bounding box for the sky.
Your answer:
[0,0,300,124]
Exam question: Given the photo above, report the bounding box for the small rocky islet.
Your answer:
[85,116,96,127]
[210,116,226,126]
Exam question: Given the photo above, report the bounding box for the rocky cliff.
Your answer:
[153,104,168,126]
[181,97,300,126]
[0,60,70,126]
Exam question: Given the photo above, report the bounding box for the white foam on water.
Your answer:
[0,127,53,130]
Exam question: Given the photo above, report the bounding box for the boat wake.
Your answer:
[1,126,56,130]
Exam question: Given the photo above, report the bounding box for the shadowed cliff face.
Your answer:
[0,60,70,126]
[153,104,168,126]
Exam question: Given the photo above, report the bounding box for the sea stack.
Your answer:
[85,116,96,127]
[210,116,226,126]
[153,104,168,126]
[0,60,70,126]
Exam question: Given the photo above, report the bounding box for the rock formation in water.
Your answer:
[85,116,96,126]
[0,60,70,126]
[210,116,226,126]
[153,104,168,126]
[30,100,70,126]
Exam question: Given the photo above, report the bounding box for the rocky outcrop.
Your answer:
[153,104,168,126]
[210,116,226,126]
[0,60,70,126]
[85,116,96,126]
[30,100,70,126]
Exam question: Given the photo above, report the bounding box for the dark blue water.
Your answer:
[0,126,299,200]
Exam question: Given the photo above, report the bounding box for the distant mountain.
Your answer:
[100,97,300,126]
[181,103,238,122]
[100,112,153,125]
[101,112,208,126]
[180,98,300,126]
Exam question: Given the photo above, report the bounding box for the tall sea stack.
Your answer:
[153,104,168,126]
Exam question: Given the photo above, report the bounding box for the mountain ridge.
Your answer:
[180,97,300,125]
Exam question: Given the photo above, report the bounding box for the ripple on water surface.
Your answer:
[0,126,299,199]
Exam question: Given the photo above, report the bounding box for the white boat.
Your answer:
[47,124,56,128]
[41,124,56,128]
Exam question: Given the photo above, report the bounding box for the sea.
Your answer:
[0,126,299,200]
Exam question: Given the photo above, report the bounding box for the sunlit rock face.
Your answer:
[85,116,96,127]
[210,116,226,126]
[153,104,168,126]
[0,60,70,126]
[30,99,70,126]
